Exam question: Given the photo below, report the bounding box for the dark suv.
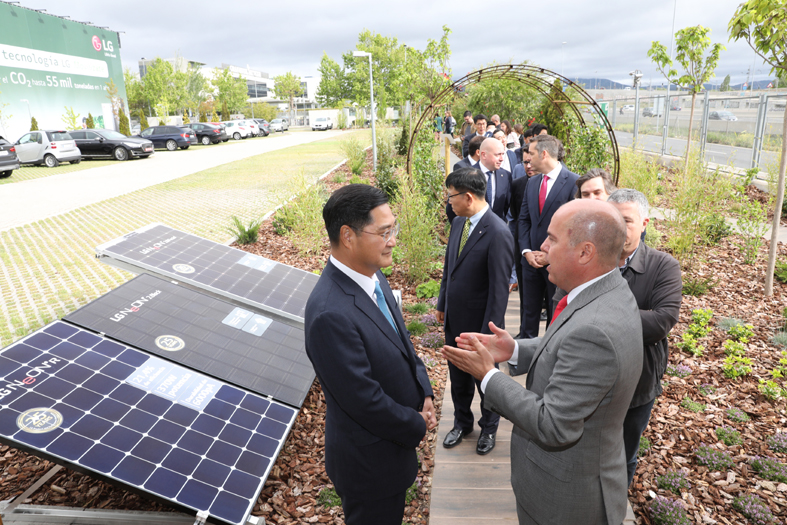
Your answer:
[0,135,20,178]
[183,123,228,145]
[253,119,271,136]
[136,126,197,150]
[71,129,154,160]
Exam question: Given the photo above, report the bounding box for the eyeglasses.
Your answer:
[445,191,467,203]
[355,222,400,243]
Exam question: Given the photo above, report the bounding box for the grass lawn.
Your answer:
[0,130,371,347]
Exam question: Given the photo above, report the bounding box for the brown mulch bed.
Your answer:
[630,224,787,524]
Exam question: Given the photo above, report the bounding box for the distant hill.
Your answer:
[570,78,628,90]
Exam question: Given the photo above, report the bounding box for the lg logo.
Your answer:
[91,36,114,52]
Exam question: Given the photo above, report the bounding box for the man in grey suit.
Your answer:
[443,199,643,525]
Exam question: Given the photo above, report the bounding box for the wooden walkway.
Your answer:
[430,292,637,524]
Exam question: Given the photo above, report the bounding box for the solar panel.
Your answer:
[0,321,297,525]
[64,274,314,408]
[94,223,319,325]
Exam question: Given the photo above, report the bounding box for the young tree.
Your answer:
[211,68,248,115]
[316,53,348,107]
[85,113,94,129]
[720,74,732,91]
[272,72,303,123]
[118,107,131,136]
[246,102,278,122]
[648,26,724,169]
[105,78,122,127]
[62,108,80,130]
[124,68,146,114]
[730,0,787,295]
[182,110,190,124]
[30,116,39,131]
[137,108,149,130]
[141,58,175,119]
[221,100,230,120]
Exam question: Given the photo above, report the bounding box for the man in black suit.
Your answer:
[437,168,514,455]
[474,137,512,221]
[448,135,486,224]
[462,114,490,158]
[517,134,579,335]
[508,151,535,336]
[304,184,436,525]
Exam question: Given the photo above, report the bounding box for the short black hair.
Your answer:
[463,110,472,118]
[468,135,486,157]
[323,184,389,245]
[474,114,488,124]
[523,128,534,139]
[446,167,486,199]
[531,123,548,135]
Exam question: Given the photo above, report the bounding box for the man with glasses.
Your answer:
[305,184,436,525]
[437,168,514,455]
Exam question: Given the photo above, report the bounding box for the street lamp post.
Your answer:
[353,50,377,171]
[630,70,643,145]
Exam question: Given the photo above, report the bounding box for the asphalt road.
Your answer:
[614,130,779,172]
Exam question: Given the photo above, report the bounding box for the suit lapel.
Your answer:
[452,209,489,271]
[538,169,568,224]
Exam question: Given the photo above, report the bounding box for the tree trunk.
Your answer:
[764,103,787,296]
[684,91,697,174]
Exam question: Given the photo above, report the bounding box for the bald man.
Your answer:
[474,138,512,221]
[443,199,643,525]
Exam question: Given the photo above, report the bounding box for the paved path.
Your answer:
[430,293,637,524]
[0,130,347,233]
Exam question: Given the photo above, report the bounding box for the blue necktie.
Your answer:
[374,280,398,334]
[486,170,493,206]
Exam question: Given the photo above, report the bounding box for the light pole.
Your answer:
[561,42,567,77]
[630,70,643,145]
[353,50,377,171]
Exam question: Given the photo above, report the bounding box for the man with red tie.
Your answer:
[516,134,578,336]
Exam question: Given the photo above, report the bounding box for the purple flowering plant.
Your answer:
[649,496,690,525]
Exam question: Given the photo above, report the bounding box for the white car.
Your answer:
[270,119,289,132]
[312,117,333,131]
[240,120,260,137]
[222,120,253,140]
[14,130,81,167]
[622,105,635,111]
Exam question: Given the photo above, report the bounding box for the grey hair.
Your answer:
[608,188,649,220]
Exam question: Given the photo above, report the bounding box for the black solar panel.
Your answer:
[0,321,297,525]
[64,274,313,408]
[94,223,319,324]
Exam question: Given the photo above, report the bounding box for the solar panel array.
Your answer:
[64,274,313,408]
[95,223,319,324]
[0,321,297,525]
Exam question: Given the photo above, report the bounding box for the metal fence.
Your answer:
[608,91,786,173]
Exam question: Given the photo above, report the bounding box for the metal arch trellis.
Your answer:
[405,64,621,184]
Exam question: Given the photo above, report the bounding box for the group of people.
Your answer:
[303,112,683,525]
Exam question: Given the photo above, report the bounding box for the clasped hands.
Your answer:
[525,250,548,269]
[420,397,437,433]
[442,322,516,381]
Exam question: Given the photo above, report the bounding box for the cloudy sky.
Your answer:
[17,0,772,87]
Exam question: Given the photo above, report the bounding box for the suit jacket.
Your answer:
[508,175,529,252]
[453,156,474,171]
[304,260,433,498]
[484,271,643,525]
[474,161,513,221]
[462,130,491,157]
[517,166,579,254]
[513,146,523,165]
[437,208,514,344]
[503,149,519,173]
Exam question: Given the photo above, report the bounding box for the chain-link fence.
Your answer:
[608,90,786,173]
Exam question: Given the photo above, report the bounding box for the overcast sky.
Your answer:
[18,0,772,87]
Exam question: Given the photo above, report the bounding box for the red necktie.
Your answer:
[539,174,549,213]
[550,296,568,325]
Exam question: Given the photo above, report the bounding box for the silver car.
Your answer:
[270,119,289,132]
[15,130,81,167]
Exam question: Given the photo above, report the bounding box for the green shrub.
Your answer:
[283,174,329,256]
[774,260,787,284]
[680,396,706,413]
[722,340,746,356]
[404,303,429,314]
[332,173,346,184]
[30,116,39,131]
[750,456,787,483]
[406,321,428,336]
[415,280,440,299]
[118,107,131,136]
[316,487,341,508]
[405,480,419,505]
[702,213,732,245]
[395,172,439,284]
[715,425,742,446]
[759,379,785,402]
[226,215,261,245]
[722,355,753,380]
[336,111,348,130]
[726,407,750,422]
[644,225,663,249]
[717,317,745,332]
[691,309,713,330]
[638,436,651,457]
[349,174,368,185]
[727,323,754,343]
[735,197,769,264]
[682,275,714,296]
[272,204,297,235]
[772,330,787,348]
[656,470,690,495]
[676,333,703,357]
[341,136,367,177]
[699,384,716,396]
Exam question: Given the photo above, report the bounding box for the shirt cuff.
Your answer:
[508,340,519,366]
[480,368,501,393]
[522,249,531,255]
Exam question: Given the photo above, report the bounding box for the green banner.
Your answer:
[0,3,126,139]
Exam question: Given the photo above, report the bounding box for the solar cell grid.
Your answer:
[64,274,313,407]
[95,223,319,323]
[0,321,297,525]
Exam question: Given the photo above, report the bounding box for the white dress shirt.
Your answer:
[480,268,618,392]
[330,255,378,302]
[521,162,563,255]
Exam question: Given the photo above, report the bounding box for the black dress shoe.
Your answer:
[476,432,496,455]
[443,428,470,448]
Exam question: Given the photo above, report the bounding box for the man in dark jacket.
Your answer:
[606,188,682,486]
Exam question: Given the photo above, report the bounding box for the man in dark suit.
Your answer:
[443,199,643,525]
[474,137,512,221]
[508,151,534,336]
[448,135,486,224]
[517,134,578,335]
[462,114,490,158]
[606,189,682,486]
[304,184,436,525]
[492,128,519,173]
[437,168,514,455]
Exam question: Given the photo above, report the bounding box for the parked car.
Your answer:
[642,107,663,117]
[312,117,333,131]
[71,129,154,161]
[14,130,81,167]
[136,125,197,150]
[183,123,228,145]
[222,120,253,140]
[269,118,289,132]
[253,119,270,136]
[622,104,635,111]
[209,122,231,142]
[670,104,682,111]
[709,111,738,121]
[241,120,260,137]
[0,135,20,178]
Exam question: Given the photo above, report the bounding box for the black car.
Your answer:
[71,129,154,161]
[209,122,230,142]
[253,119,271,136]
[0,135,20,178]
[183,123,228,145]
[136,126,197,150]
